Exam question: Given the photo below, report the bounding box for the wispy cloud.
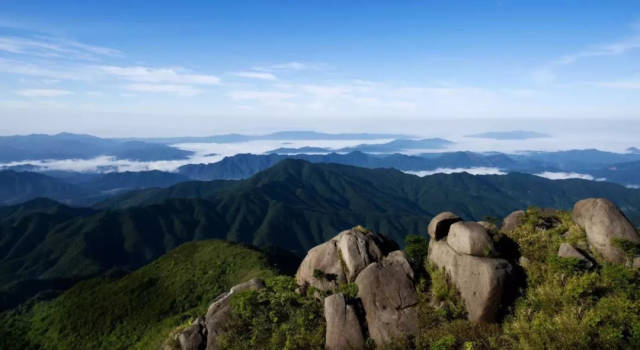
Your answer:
[232,71,277,80]
[125,83,202,96]
[15,88,73,97]
[533,28,640,83]
[253,61,323,72]
[0,35,121,60]
[99,65,220,85]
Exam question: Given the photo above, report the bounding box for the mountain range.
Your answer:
[3,159,640,311]
[0,133,192,162]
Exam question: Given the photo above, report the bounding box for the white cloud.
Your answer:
[228,90,295,104]
[100,65,220,85]
[555,35,640,65]
[15,88,73,97]
[254,61,322,72]
[125,83,202,96]
[232,71,277,80]
[533,28,640,84]
[0,36,120,60]
[404,168,507,176]
[534,171,606,181]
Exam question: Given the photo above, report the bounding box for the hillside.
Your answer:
[0,240,278,350]
[4,160,640,311]
[0,171,95,205]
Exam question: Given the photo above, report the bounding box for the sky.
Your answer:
[1,0,640,137]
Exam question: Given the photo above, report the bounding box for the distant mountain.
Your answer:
[0,171,95,205]
[337,138,453,152]
[135,130,411,144]
[0,170,192,205]
[0,133,192,162]
[78,170,189,192]
[517,149,640,171]
[4,160,640,310]
[466,130,549,140]
[590,161,640,187]
[267,146,331,154]
[178,151,522,181]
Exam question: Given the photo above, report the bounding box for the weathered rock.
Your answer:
[572,198,640,264]
[335,229,388,281]
[355,251,418,345]
[501,210,525,233]
[178,319,206,350]
[296,240,347,291]
[428,240,512,322]
[477,221,497,231]
[558,243,593,268]
[324,293,365,350]
[447,221,494,257]
[205,278,265,350]
[428,212,462,240]
[633,257,640,270]
[296,228,398,290]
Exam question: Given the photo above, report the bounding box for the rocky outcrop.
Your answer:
[427,212,512,323]
[572,198,640,264]
[447,221,494,256]
[296,228,418,347]
[355,251,418,344]
[501,210,525,233]
[178,318,206,350]
[296,227,398,291]
[428,212,462,240]
[428,240,511,322]
[175,278,266,350]
[558,243,593,268]
[324,294,365,350]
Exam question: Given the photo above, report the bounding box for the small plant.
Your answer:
[337,282,359,300]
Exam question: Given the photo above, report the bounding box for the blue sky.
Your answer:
[1,0,639,136]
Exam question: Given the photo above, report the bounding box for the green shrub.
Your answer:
[218,275,325,349]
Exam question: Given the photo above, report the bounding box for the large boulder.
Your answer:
[572,198,640,264]
[324,293,365,350]
[501,210,525,233]
[296,227,398,291]
[204,279,266,350]
[447,221,494,257]
[355,251,418,345]
[428,212,462,240]
[428,240,512,322]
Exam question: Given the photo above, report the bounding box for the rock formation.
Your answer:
[558,242,593,268]
[572,198,640,264]
[501,210,525,233]
[296,227,418,348]
[355,251,418,345]
[428,212,512,322]
[176,278,266,350]
[296,227,398,291]
[324,293,365,350]
[428,212,462,240]
[447,221,495,256]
